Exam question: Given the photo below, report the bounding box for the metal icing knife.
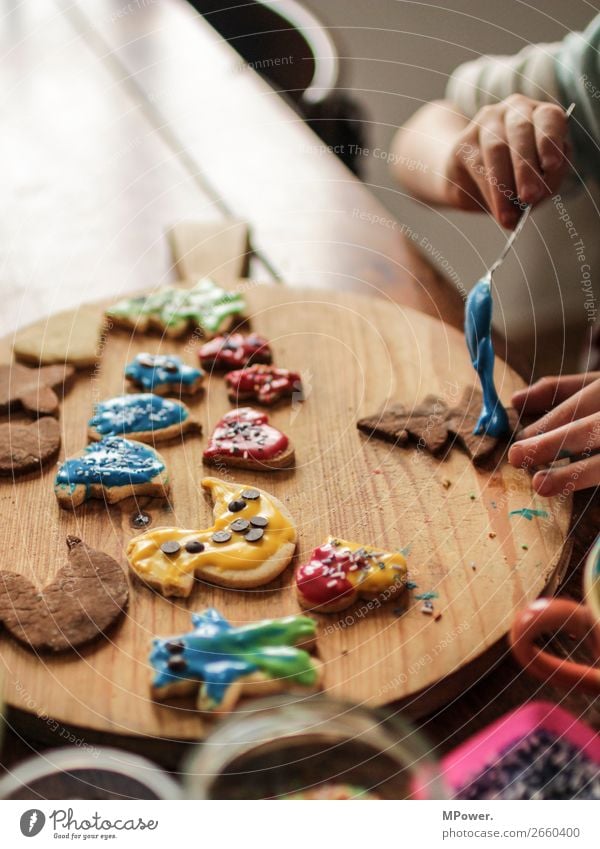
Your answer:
[483,101,576,286]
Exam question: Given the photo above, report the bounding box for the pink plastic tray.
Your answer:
[439,701,600,796]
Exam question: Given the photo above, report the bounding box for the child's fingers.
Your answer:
[532,103,568,172]
[532,454,600,497]
[512,373,600,412]
[456,142,497,214]
[516,379,600,440]
[504,95,546,204]
[508,413,600,469]
[479,112,519,228]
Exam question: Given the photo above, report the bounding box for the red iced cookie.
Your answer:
[296,538,407,613]
[203,407,295,470]
[199,333,272,370]
[225,364,302,406]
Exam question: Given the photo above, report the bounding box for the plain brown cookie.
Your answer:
[0,417,61,476]
[13,305,105,368]
[0,536,129,652]
[357,388,519,465]
[0,362,75,417]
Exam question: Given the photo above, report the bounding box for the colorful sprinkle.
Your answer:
[509,508,549,521]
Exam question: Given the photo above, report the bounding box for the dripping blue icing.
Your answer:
[465,279,509,437]
[150,608,317,708]
[125,353,203,391]
[55,436,165,494]
[89,393,188,437]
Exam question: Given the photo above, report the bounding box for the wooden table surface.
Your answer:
[0,0,597,786]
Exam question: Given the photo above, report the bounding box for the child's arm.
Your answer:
[393,14,600,227]
[508,373,600,495]
[392,95,569,228]
[389,100,470,205]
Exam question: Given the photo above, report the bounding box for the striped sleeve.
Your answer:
[446,15,600,178]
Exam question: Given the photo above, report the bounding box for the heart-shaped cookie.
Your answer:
[203,407,294,471]
[0,417,61,477]
[54,436,169,508]
[0,536,128,651]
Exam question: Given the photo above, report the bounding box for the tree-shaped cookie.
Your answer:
[106,279,245,338]
[0,536,128,651]
[357,388,518,465]
[150,607,322,713]
[0,362,74,417]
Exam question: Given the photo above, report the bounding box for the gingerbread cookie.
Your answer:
[150,608,322,713]
[125,353,204,396]
[0,418,61,477]
[88,394,201,444]
[106,279,245,338]
[199,332,272,371]
[357,388,518,465]
[225,364,302,406]
[127,477,297,596]
[296,538,407,613]
[13,305,104,368]
[0,362,75,418]
[0,536,128,652]
[203,407,294,471]
[55,436,169,508]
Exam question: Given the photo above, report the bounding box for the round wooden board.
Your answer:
[0,286,572,741]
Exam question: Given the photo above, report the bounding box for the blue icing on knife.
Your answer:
[125,353,203,392]
[89,393,188,437]
[465,279,509,437]
[55,436,165,494]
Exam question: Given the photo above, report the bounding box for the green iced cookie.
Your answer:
[106,278,245,338]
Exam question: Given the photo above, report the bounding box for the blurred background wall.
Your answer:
[302,0,599,374]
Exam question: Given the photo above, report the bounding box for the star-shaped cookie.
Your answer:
[0,362,74,417]
[357,388,518,464]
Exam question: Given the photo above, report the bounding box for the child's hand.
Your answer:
[446,94,570,228]
[508,373,600,496]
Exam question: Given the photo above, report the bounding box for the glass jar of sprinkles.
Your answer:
[182,696,447,799]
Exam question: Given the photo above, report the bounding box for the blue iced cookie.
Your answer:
[88,393,201,443]
[125,353,204,396]
[150,608,321,712]
[54,436,169,508]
